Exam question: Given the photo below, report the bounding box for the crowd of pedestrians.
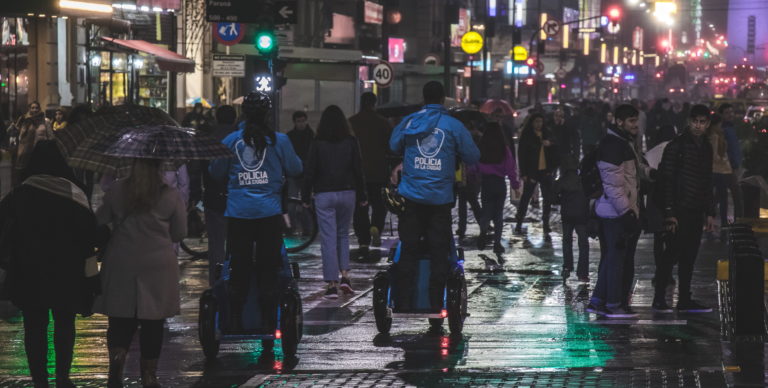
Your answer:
[0,82,748,386]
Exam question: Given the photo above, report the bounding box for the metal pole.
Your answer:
[481,0,488,99]
[443,1,452,95]
[534,0,541,103]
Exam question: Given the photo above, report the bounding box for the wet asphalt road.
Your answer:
[0,196,765,387]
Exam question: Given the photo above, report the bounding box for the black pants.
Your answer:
[22,308,76,381]
[456,185,481,236]
[106,317,164,359]
[515,170,553,229]
[227,216,283,329]
[479,175,506,247]
[562,222,589,278]
[397,200,452,310]
[654,211,704,302]
[353,182,388,246]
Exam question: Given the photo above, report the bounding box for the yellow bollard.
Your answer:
[717,259,768,281]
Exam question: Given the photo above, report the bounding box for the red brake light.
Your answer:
[275,329,282,339]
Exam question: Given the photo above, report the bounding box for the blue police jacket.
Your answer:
[209,125,302,219]
[389,104,480,205]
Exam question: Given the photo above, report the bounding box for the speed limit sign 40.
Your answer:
[372,61,394,88]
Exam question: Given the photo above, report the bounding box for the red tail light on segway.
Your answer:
[275,329,282,339]
[440,309,448,318]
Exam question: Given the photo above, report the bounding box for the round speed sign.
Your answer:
[372,61,394,88]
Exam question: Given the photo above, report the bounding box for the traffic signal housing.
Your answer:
[607,6,621,25]
[255,29,277,56]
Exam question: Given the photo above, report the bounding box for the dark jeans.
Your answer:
[562,222,589,278]
[654,211,704,303]
[653,231,674,270]
[22,308,75,381]
[713,173,730,226]
[106,317,164,359]
[397,200,452,310]
[479,175,506,247]
[205,208,227,286]
[227,216,283,329]
[515,170,553,229]
[591,216,640,309]
[353,182,388,246]
[456,185,481,236]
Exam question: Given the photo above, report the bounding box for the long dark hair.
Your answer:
[20,140,83,190]
[479,122,508,164]
[316,105,352,142]
[243,108,275,153]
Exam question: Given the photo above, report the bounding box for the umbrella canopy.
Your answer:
[479,99,515,116]
[94,125,233,161]
[55,105,178,174]
[186,97,214,108]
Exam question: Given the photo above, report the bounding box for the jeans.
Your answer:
[515,170,553,229]
[227,215,283,330]
[397,200,453,310]
[562,222,589,278]
[713,173,730,226]
[479,175,506,247]
[591,216,640,309]
[106,317,164,359]
[353,182,387,246]
[456,185,482,236]
[205,208,227,286]
[654,211,704,303]
[22,308,75,382]
[315,190,356,282]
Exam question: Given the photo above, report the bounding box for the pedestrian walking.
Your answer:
[707,114,732,233]
[285,111,315,236]
[476,122,520,254]
[9,101,52,187]
[551,106,580,159]
[643,130,676,291]
[553,154,590,282]
[586,104,643,319]
[653,104,716,313]
[455,120,483,243]
[0,141,102,388]
[303,105,367,298]
[208,92,302,340]
[514,113,559,235]
[349,92,392,258]
[389,81,480,310]
[52,108,68,132]
[718,103,744,219]
[94,156,187,388]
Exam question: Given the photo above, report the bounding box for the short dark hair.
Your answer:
[718,103,733,114]
[360,92,377,110]
[689,104,711,120]
[215,105,237,124]
[614,104,639,122]
[423,81,445,104]
[316,105,352,142]
[292,110,308,122]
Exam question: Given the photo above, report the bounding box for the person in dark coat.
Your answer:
[553,155,590,282]
[514,113,559,234]
[349,92,393,257]
[551,106,581,159]
[285,111,315,236]
[0,141,101,388]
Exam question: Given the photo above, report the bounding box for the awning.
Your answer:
[101,37,195,73]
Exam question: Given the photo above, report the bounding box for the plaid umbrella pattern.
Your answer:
[94,125,233,161]
[55,105,178,174]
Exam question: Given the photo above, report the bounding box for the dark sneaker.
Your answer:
[493,243,505,254]
[339,277,354,295]
[357,246,369,260]
[605,307,638,319]
[324,286,339,299]
[585,303,608,315]
[476,233,487,250]
[652,300,674,313]
[370,226,381,247]
[677,300,712,313]
[561,267,571,281]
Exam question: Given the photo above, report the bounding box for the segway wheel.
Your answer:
[199,289,220,359]
[447,272,468,335]
[280,289,302,358]
[373,272,392,334]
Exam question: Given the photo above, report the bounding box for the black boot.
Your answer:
[107,347,127,388]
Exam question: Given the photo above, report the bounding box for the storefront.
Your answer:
[0,17,30,123]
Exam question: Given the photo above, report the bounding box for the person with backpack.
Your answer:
[389,81,480,311]
[553,154,590,282]
[476,122,520,254]
[514,113,559,235]
[585,104,644,319]
[653,105,716,313]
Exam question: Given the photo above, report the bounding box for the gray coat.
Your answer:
[94,180,187,319]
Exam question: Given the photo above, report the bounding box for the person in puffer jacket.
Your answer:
[586,104,644,319]
[653,104,715,314]
[388,81,480,311]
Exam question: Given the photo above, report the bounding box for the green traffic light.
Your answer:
[255,31,276,54]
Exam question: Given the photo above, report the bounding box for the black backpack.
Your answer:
[579,148,603,200]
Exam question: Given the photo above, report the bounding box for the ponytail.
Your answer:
[242,111,275,152]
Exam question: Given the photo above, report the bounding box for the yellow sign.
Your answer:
[511,45,528,61]
[461,31,484,54]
